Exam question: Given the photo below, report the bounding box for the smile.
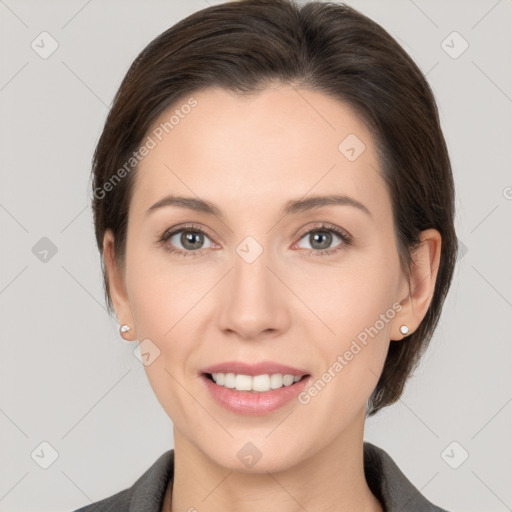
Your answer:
[207,372,304,392]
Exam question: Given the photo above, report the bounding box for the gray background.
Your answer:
[1,0,511,511]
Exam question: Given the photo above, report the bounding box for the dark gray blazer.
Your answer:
[72,442,449,511]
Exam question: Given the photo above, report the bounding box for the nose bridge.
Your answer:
[217,232,289,340]
[234,235,271,295]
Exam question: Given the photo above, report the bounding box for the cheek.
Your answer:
[301,254,398,341]
[124,252,198,429]
[299,256,398,402]
[125,242,200,339]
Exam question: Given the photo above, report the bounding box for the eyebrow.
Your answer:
[145,194,372,219]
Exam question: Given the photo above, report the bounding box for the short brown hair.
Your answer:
[91,0,457,415]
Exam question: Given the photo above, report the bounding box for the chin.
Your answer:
[194,432,310,474]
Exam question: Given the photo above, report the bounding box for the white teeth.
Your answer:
[235,374,252,391]
[224,373,236,388]
[210,372,304,392]
[252,374,270,392]
[270,373,283,389]
[283,374,294,386]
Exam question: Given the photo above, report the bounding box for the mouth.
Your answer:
[199,362,311,415]
[203,372,308,392]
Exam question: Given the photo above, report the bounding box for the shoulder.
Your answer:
[71,450,174,512]
[363,442,450,512]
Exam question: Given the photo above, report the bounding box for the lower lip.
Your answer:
[201,374,310,416]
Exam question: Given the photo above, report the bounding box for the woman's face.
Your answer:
[112,85,411,472]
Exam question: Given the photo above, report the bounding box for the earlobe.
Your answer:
[103,230,137,340]
[392,228,442,340]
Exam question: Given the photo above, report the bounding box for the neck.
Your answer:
[167,411,382,512]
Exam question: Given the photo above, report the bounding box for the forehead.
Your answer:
[131,85,391,222]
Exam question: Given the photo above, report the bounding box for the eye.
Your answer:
[157,223,215,257]
[156,222,352,258]
[294,223,352,256]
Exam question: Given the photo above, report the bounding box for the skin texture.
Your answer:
[103,85,441,512]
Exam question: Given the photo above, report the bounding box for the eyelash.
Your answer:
[156,222,353,259]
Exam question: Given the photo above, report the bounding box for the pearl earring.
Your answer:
[399,325,409,336]
[119,324,133,342]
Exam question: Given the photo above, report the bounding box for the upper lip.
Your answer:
[201,361,309,377]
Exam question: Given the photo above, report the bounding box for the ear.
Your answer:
[392,228,442,340]
[103,229,136,340]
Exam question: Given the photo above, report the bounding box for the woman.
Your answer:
[75,0,456,510]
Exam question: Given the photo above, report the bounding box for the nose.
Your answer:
[216,245,291,342]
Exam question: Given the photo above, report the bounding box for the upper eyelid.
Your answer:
[297,222,349,236]
[163,223,211,238]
